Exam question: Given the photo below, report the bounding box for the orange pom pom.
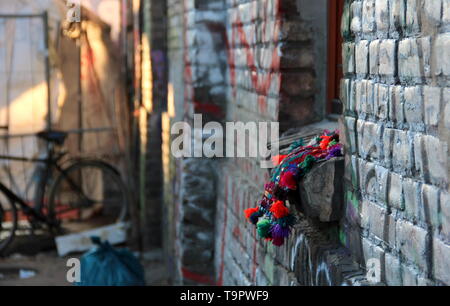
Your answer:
[244,207,259,219]
[319,135,332,150]
[271,155,288,166]
[270,201,289,219]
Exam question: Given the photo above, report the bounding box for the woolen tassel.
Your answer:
[298,155,316,174]
[249,211,262,224]
[289,139,304,152]
[269,200,289,219]
[279,170,298,190]
[271,155,288,166]
[256,219,272,238]
[272,236,284,246]
[270,224,290,239]
[319,135,332,150]
[275,214,296,227]
[244,207,259,219]
[328,140,337,147]
[326,144,342,160]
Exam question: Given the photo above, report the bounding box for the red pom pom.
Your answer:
[272,236,284,246]
[271,155,287,166]
[319,135,332,150]
[279,171,297,190]
[270,201,289,219]
[244,207,259,219]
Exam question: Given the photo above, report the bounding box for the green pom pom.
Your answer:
[257,219,272,238]
[298,155,316,171]
[275,214,296,227]
[328,140,337,147]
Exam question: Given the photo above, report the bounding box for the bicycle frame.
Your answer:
[0,180,51,225]
[0,154,100,226]
[0,147,64,227]
[0,128,119,230]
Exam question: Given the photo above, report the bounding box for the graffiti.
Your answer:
[366,258,381,284]
[182,0,282,119]
[217,175,229,286]
[151,49,167,96]
[345,190,360,225]
[179,0,284,285]
[228,0,282,115]
[181,267,216,286]
[182,3,226,118]
[315,261,333,286]
[251,228,258,283]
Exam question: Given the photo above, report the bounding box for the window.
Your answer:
[327,0,345,115]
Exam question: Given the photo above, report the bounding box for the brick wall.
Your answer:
[341,0,450,285]
[214,0,363,286]
[163,0,366,286]
[138,0,168,249]
[163,0,184,284]
[164,0,228,285]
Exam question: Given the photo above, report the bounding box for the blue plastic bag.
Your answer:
[76,237,146,286]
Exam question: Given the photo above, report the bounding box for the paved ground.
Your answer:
[0,234,169,286]
[0,251,71,286]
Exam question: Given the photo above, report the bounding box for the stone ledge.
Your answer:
[269,120,344,223]
[297,157,345,222]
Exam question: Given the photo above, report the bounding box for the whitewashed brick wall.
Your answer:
[341,0,450,286]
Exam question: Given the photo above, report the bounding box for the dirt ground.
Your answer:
[0,235,169,286]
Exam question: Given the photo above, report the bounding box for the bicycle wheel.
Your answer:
[0,196,17,255]
[47,160,128,232]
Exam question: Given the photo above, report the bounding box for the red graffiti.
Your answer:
[217,175,229,286]
[180,0,283,285]
[232,225,242,240]
[193,102,224,118]
[182,0,193,117]
[181,267,216,285]
[228,0,282,116]
[252,227,258,282]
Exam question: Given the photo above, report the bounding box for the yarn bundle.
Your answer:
[243,130,342,246]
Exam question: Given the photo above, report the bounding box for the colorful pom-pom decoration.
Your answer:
[256,219,272,239]
[244,207,259,219]
[243,130,342,247]
[269,200,290,219]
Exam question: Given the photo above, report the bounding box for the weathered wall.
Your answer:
[164,0,228,285]
[162,0,182,284]
[341,0,450,285]
[138,0,168,249]
[215,1,368,285]
[163,0,366,286]
[215,0,362,286]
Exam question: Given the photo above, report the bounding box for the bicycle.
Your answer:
[0,130,129,255]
